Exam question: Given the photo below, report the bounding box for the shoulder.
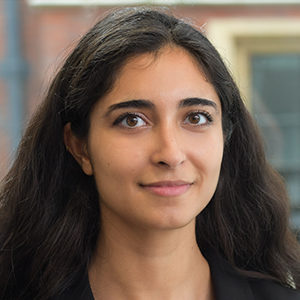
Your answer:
[204,248,300,300]
[52,271,94,300]
[249,278,300,300]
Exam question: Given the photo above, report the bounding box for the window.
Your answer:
[208,19,300,231]
[27,0,300,6]
[252,53,300,229]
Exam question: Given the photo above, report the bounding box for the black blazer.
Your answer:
[56,251,300,300]
[207,250,300,300]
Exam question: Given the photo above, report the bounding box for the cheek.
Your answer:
[89,133,146,185]
[189,129,224,170]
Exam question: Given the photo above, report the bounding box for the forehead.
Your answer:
[116,45,206,84]
[98,45,221,109]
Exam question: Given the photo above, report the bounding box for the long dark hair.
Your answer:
[0,7,299,299]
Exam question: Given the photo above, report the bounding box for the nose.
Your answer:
[150,126,186,169]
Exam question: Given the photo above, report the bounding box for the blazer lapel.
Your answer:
[205,250,255,300]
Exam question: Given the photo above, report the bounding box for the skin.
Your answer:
[65,45,223,300]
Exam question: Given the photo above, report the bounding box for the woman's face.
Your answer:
[82,46,224,231]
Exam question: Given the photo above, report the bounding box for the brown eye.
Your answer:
[188,113,201,124]
[117,113,146,128]
[185,112,207,125]
[126,115,139,127]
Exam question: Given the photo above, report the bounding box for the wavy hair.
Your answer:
[0,7,299,299]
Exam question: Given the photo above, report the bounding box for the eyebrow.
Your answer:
[105,99,154,117]
[105,97,218,117]
[179,97,218,111]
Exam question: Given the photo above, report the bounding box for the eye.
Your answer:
[184,111,212,126]
[114,113,147,128]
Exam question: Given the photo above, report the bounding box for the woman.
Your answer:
[0,7,299,300]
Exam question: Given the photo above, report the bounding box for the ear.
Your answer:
[64,123,93,175]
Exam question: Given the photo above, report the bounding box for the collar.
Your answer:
[204,249,255,300]
[74,250,255,300]
[61,249,300,300]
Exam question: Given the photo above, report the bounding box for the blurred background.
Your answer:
[0,0,299,233]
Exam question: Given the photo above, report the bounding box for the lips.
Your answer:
[139,180,193,197]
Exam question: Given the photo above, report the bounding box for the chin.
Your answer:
[144,209,198,231]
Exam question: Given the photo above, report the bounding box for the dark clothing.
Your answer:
[56,251,300,300]
[206,250,300,300]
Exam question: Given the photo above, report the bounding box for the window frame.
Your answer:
[207,19,300,106]
[207,19,300,230]
[27,0,300,6]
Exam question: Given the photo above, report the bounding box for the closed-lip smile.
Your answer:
[139,180,193,197]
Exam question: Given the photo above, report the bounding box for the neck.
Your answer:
[89,217,214,300]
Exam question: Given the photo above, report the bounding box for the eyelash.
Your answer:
[184,110,213,127]
[113,111,213,128]
[112,112,146,127]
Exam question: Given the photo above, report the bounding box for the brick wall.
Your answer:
[22,3,300,115]
[0,0,11,177]
[1,1,300,179]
